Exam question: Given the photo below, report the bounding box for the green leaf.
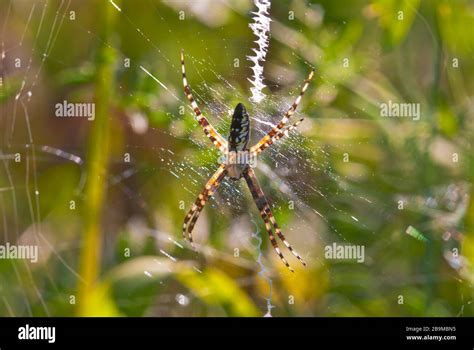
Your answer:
[437,1,474,57]
[374,0,421,48]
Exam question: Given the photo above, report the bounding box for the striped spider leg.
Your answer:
[250,70,314,155]
[181,50,228,153]
[243,167,306,272]
[183,164,227,248]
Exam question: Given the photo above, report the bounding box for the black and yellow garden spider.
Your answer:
[180,50,314,271]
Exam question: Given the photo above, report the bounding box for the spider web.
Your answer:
[0,0,471,317]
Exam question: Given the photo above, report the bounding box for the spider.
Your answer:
[180,50,314,272]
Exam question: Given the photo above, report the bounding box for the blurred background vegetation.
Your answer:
[0,0,473,316]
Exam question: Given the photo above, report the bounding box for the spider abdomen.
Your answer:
[229,103,250,152]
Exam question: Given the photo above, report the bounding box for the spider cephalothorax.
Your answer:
[227,103,251,180]
[180,50,314,271]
